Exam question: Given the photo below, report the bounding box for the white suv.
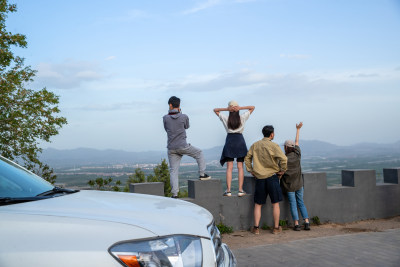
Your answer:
[0,156,236,267]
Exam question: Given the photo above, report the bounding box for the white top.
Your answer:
[218,110,251,133]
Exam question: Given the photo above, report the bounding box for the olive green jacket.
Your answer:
[245,138,287,179]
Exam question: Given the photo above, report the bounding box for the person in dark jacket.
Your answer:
[281,122,311,231]
[163,96,210,198]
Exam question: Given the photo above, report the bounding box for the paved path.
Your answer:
[233,229,400,267]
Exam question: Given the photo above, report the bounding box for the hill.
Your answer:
[40,140,400,167]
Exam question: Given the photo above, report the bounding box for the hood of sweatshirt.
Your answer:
[168,109,181,119]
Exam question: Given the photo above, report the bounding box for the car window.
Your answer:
[0,157,53,198]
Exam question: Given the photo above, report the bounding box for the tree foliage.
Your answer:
[123,168,146,192]
[147,159,171,196]
[87,160,174,197]
[88,177,121,192]
[0,1,67,183]
[126,159,174,197]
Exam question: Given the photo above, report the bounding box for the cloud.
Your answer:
[236,60,259,67]
[162,70,277,92]
[36,60,105,89]
[105,56,116,61]
[182,0,258,14]
[98,9,152,24]
[235,0,257,3]
[280,53,311,59]
[182,0,224,14]
[160,67,400,93]
[349,73,379,78]
[117,9,151,21]
[77,100,151,112]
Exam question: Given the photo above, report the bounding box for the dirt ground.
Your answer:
[222,216,400,250]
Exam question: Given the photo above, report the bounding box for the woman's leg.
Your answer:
[287,191,299,225]
[226,161,233,191]
[295,187,309,223]
[237,161,244,192]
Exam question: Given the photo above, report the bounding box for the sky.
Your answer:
[6,0,400,152]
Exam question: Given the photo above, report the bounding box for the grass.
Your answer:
[312,216,321,225]
[261,223,271,230]
[217,222,234,234]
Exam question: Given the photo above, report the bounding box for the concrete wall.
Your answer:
[130,168,400,230]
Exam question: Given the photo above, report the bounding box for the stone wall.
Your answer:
[130,168,400,230]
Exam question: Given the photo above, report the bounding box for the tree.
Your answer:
[124,168,146,192]
[88,177,121,192]
[147,159,171,196]
[0,1,67,183]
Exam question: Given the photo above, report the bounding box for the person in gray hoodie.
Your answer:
[163,96,210,198]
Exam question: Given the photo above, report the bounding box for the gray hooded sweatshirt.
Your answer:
[163,110,190,150]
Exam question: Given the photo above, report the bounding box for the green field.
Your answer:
[54,154,400,194]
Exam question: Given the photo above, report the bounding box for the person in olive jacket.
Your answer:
[281,122,311,231]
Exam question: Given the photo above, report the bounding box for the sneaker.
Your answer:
[171,195,178,199]
[272,226,282,234]
[237,190,246,197]
[199,174,211,180]
[293,225,301,231]
[223,190,232,197]
[251,226,260,235]
[304,223,311,231]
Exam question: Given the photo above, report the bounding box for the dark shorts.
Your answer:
[254,175,283,204]
[225,157,244,162]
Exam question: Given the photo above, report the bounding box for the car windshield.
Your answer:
[0,156,54,198]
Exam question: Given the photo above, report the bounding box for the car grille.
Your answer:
[208,221,224,265]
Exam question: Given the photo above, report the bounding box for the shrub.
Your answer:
[261,223,271,230]
[217,222,234,234]
[88,177,121,191]
[311,216,321,225]
[178,190,188,198]
[279,219,288,228]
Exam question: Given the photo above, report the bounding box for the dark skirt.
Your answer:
[220,133,248,166]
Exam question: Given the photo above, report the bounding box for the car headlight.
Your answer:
[109,235,203,267]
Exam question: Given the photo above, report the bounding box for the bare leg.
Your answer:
[237,161,244,191]
[272,202,280,228]
[254,203,262,227]
[226,161,233,191]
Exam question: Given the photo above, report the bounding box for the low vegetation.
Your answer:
[312,216,321,225]
[88,159,174,197]
[217,222,234,234]
[87,177,121,191]
[261,223,271,230]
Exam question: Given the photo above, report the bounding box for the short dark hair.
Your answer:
[168,96,180,108]
[262,125,274,138]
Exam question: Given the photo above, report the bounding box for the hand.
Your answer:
[277,171,284,178]
[250,172,256,177]
[296,122,303,129]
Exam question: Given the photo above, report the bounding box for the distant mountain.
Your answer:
[40,140,400,167]
[300,140,400,158]
[40,148,167,167]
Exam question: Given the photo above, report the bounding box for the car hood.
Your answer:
[0,190,213,238]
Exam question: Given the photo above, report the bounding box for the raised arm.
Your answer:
[213,106,235,116]
[229,105,255,114]
[239,105,255,114]
[295,122,303,146]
